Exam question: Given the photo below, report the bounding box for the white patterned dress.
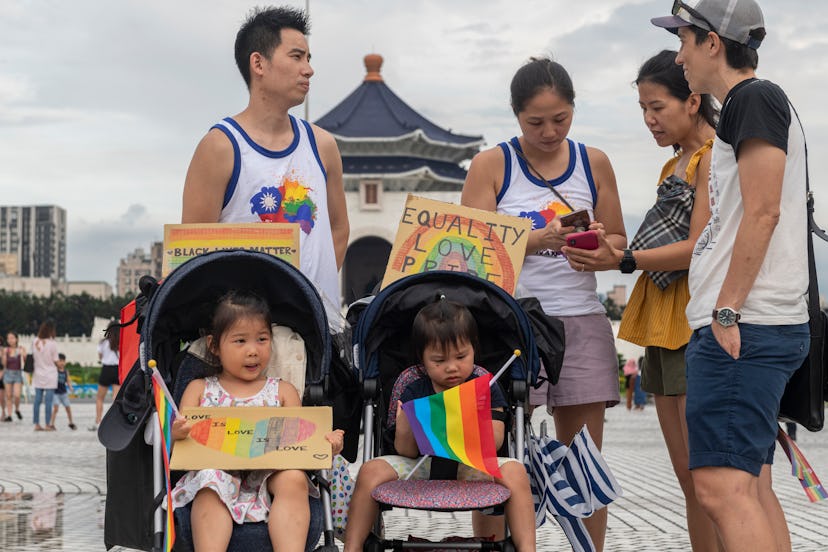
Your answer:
[171,376,292,523]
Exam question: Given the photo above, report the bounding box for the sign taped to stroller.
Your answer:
[162,223,300,276]
[170,406,333,470]
[381,195,531,294]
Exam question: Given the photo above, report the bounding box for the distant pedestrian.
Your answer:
[633,362,647,411]
[622,358,638,411]
[50,353,76,430]
[91,324,120,431]
[0,334,6,421]
[2,332,27,422]
[31,321,59,431]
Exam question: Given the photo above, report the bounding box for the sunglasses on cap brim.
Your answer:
[672,0,718,34]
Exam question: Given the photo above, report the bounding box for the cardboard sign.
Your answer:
[162,223,300,277]
[170,406,333,470]
[381,195,531,294]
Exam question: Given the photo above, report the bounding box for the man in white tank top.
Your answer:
[181,7,349,307]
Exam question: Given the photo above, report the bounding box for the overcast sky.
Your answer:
[1,0,826,295]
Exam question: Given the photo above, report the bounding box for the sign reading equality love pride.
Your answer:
[170,406,333,470]
[162,223,300,277]
[381,195,531,294]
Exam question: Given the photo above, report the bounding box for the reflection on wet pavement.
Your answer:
[0,493,104,551]
[1,402,825,551]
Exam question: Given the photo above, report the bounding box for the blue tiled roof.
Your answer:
[343,156,468,180]
[315,81,482,145]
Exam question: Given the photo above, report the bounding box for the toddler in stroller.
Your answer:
[98,251,354,552]
[347,271,545,551]
[170,290,344,552]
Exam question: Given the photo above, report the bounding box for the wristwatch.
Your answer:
[619,249,636,274]
[713,307,741,327]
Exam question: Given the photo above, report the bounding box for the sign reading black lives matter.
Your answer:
[162,223,300,276]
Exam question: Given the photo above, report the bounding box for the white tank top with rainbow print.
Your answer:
[214,116,339,306]
[496,137,606,317]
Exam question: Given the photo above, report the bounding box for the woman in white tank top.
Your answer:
[462,57,626,552]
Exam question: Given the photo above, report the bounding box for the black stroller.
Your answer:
[99,250,353,552]
[350,271,553,551]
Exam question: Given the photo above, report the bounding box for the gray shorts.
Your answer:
[3,370,24,385]
[54,393,71,407]
[530,313,620,410]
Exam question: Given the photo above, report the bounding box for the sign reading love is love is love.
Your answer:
[170,406,333,470]
[381,195,531,294]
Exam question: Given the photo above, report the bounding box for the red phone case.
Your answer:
[566,230,599,250]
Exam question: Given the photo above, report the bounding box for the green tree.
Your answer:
[0,291,134,337]
[603,296,624,321]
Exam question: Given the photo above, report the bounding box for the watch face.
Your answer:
[620,250,636,273]
[717,308,738,326]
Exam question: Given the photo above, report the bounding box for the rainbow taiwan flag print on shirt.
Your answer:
[401,373,502,478]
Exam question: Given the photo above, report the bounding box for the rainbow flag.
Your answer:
[152,370,177,552]
[401,373,502,478]
[777,427,827,503]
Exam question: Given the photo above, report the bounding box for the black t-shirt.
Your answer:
[718,78,791,159]
[56,370,68,395]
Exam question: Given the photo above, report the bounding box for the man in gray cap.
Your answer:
[652,2,809,551]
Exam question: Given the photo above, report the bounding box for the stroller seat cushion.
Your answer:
[371,480,510,511]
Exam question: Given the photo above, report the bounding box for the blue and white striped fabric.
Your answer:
[523,424,622,552]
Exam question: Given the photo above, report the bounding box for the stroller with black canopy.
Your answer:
[349,271,558,551]
[99,250,357,552]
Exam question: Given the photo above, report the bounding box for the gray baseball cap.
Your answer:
[651,0,765,49]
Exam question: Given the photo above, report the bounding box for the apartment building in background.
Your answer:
[117,242,163,296]
[606,284,628,308]
[0,205,67,280]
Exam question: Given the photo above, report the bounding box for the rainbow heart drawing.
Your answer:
[189,416,316,458]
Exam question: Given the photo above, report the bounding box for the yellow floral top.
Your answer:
[617,139,713,350]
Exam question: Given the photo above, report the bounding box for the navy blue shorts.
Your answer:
[685,323,809,476]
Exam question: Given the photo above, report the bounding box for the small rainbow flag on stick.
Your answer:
[402,372,502,479]
[150,360,177,552]
[777,426,827,503]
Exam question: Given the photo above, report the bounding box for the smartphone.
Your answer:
[567,230,599,250]
[559,209,590,232]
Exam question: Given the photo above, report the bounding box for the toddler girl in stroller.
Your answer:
[170,290,344,552]
[99,251,356,552]
[345,296,535,552]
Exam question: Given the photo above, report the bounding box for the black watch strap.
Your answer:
[619,249,636,274]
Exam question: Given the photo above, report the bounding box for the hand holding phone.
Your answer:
[566,230,600,250]
[558,209,591,232]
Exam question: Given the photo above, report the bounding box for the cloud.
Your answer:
[1,0,827,294]
[68,204,166,285]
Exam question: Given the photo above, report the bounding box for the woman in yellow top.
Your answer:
[563,50,720,551]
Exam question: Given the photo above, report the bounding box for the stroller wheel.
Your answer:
[364,533,384,552]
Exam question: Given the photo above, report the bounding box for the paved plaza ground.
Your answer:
[0,400,826,551]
